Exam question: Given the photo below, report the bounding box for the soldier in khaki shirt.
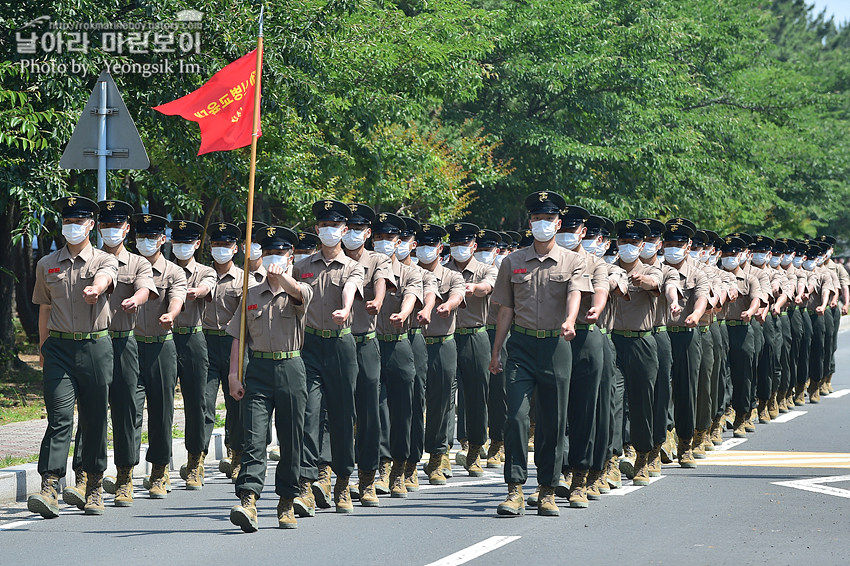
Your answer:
[226,226,313,532]
[27,196,118,520]
[803,242,834,403]
[370,213,423,496]
[132,213,188,499]
[821,235,849,393]
[770,240,797,412]
[292,199,365,514]
[444,222,498,478]
[489,191,591,518]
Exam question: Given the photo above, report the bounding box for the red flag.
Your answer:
[153,50,261,155]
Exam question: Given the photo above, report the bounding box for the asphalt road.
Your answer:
[3,331,849,566]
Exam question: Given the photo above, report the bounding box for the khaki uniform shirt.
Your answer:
[293,251,365,331]
[410,263,438,330]
[446,257,498,329]
[376,260,423,335]
[32,244,118,333]
[651,260,682,327]
[667,257,709,327]
[804,267,834,310]
[135,254,188,337]
[203,264,244,331]
[108,248,158,332]
[175,259,217,328]
[350,250,394,335]
[743,263,770,307]
[697,262,725,324]
[601,263,628,331]
[491,245,591,331]
[721,269,760,320]
[227,281,313,352]
[422,263,466,337]
[609,261,663,332]
[575,248,609,327]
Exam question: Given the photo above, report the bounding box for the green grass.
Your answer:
[214,413,226,428]
[1,454,39,468]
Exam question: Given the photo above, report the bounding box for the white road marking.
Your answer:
[609,475,665,496]
[417,474,503,491]
[713,437,748,452]
[770,411,807,423]
[772,474,850,499]
[0,509,76,531]
[424,535,521,566]
[825,389,850,398]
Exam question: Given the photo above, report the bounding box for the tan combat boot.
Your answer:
[27,474,60,519]
[660,430,675,464]
[744,409,757,432]
[593,468,610,494]
[768,393,780,419]
[269,446,281,461]
[825,373,834,394]
[312,464,333,509]
[777,390,789,413]
[786,389,796,409]
[808,380,821,403]
[403,460,420,492]
[440,453,453,478]
[569,469,589,508]
[648,443,663,476]
[293,478,316,517]
[692,431,708,460]
[427,454,447,485]
[185,452,203,490]
[757,400,771,424]
[497,483,525,516]
[724,407,736,429]
[149,464,169,499]
[633,451,650,486]
[555,470,572,498]
[374,458,392,495]
[606,456,622,489]
[710,417,724,446]
[794,383,806,406]
[230,490,258,533]
[229,450,242,483]
[358,469,379,507]
[84,472,105,515]
[678,438,696,468]
[334,475,354,514]
[277,498,297,529]
[732,414,748,438]
[538,485,559,516]
[465,444,485,477]
[219,445,233,476]
[113,466,134,507]
[63,468,87,510]
[619,444,636,479]
[526,487,539,507]
[455,439,469,467]
[389,459,408,498]
[586,469,604,500]
[486,441,504,468]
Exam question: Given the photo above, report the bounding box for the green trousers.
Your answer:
[176,332,209,455]
[611,333,658,453]
[39,336,113,477]
[380,336,416,461]
[487,328,508,443]
[455,331,491,447]
[652,330,672,445]
[504,332,571,487]
[607,335,626,456]
[235,356,306,499]
[409,331,428,461]
[756,318,775,401]
[425,337,458,455]
[696,329,714,431]
[809,312,826,383]
[727,325,755,414]
[593,332,615,468]
[769,314,782,394]
[719,323,732,412]
[354,336,382,471]
[669,329,702,439]
[789,307,803,388]
[750,321,764,408]
[778,313,793,392]
[797,308,813,386]
[564,327,603,471]
[301,332,357,480]
[709,322,725,419]
[829,306,840,375]
[137,339,178,466]
[204,333,240,454]
[823,307,835,379]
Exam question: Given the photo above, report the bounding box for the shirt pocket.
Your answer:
[46,271,68,298]
[545,269,571,303]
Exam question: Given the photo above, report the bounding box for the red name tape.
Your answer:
[513,268,527,274]
[48,268,61,274]
[247,304,258,311]
[302,273,314,279]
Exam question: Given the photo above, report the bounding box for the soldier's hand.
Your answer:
[670,302,682,317]
[186,287,201,301]
[843,304,849,316]
[772,305,781,316]
[816,305,825,315]
[121,297,139,313]
[741,311,752,323]
[802,293,810,302]
[332,308,349,325]
[82,286,100,304]
[389,313,405,328]
[795,295,803,305]
[728,288,739,302]
[228,374,245,401]
[39,352,44,369]
[488,353,502,375]
[465,283,475,296]
[755,310,767,323]
[417,309,431,326]
[436,304,451,318]
[684,314,698,328]
[365,299,381,316]
[561,321,576,342]
[830,299,838,308]
[585,306,600,322]
[159,313,174,330]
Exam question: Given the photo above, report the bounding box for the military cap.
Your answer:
[818,234,837,247]
[663,222,695,242]
[372,212,406,235]
[346,203,375,226]
[312,199,351,222]
[776,237,796,251]
[692,230,709,247]
[399,216,420,238]
[446,222,480,243]
[476,229,502,249]
[604,241,618,256]
[54,195,98,219]
[416,222,447,245]
[238,221,269,243]
[726,232,753,245]
[810,241,828,256]
[720,235,747,253]
[599,217,615,238]
[170,220,204,242]
[615,219,651,240]
[498,232,513,248]
[749,235,774,252]
[132,213,168,235]
[505,231,522,249]
[295,232,321,251]
[209,222,241,242]
[665,217,697,233]
[260,226,298,250]
[585,215,606,238]
[559,205,590,228]
[794,240,809,255]
[772,240,788,254]
[519,229,535,248]
[524,191,566,215]
[97,199,134,223]
[704,230,724,249]
[639,218,666,238]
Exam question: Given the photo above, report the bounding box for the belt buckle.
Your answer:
[73,332,84,341]
[625,331,634,338]
[535,329,546,339]
[321,329,332,339]
[272,351,284,360]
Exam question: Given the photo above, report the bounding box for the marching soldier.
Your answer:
[482,231,510,468]
[227,226,313,532]
[803,242,834,403]
[821,235,849,394]
[27,196,118,519]
[132,213,188,498]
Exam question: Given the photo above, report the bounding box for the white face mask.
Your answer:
[318,226,345,247]
[780,254,793,267]
[604,254,618,264]
[172,243,197,261]
[249,242,263,261]
[707,253,717,265]
[395,241,412,260]
[342,229,367,250]
[595,243,606,258]
[262,254,289,269]
[554,232,581,250]
[792,256,804,268]
[816,256,825,266]
[416,245,440,264]
[100,227,126,247]
[663,247,687,264]
[689,250,703,261]
[62,222,91,245]
[474,250,496,265]
[721,255,741,270]
[769,256,781,268]
[450,244,474,263]
[827,248,833,259]
[531,219,558,242]
[580,238,599,255]
[494,254,504,268]
[373,240,397,256]
[618,243,641,263]
[211,246,235,264]
[293,253,311,263]
[640,242,658,260]
[751,252,769,267]
[136,237,162,257]
[803,259,816,271]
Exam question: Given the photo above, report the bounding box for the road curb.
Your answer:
[0,427,228,505]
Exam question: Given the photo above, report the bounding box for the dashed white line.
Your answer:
[770,411,807,423]
[424,535,521,566]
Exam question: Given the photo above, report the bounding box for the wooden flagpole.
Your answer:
[237,3,264,384]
